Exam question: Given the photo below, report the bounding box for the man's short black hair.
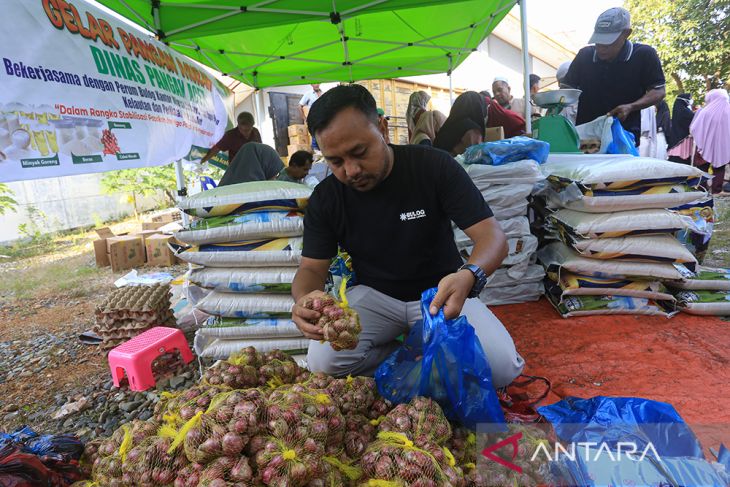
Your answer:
[288,150,313,167]
[480,90,492,99]
[307,84,379,137]
[529,74,541,89]
[237,111,255,126]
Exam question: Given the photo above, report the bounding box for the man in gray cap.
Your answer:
[561,7,665,145]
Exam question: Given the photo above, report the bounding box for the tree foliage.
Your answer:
[100,164,178,205]
[625,0,730,99]
[0,183,18,216]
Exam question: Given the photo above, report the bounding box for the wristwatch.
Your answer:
[459,263,488,298]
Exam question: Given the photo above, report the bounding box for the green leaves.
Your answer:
[0,183,18,216]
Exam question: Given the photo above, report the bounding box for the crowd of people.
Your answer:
[199,7,730,194]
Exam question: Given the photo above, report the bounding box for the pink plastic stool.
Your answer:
[108,326,194,391]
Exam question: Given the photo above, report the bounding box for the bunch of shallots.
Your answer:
[301,292,361,351]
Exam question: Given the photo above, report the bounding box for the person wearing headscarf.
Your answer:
[654,101,671,159]
[690,89,730,194]
[218,142,284,186]
[433,91,487,156]
[410,110,447,146]
[406,91,431,140]
[667,94,695,164]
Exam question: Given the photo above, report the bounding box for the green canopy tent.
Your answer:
[97,0,532,111]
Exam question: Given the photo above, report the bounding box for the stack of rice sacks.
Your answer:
[172,181,312,359]
[535,153,710,318]
[664,266,730,315]
[453,157,546,305]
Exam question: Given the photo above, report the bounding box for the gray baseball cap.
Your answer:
[589,7,631,45]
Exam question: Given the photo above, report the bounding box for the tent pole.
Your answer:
[448,54,454,105]
[174,160,190,226]
[519,0,531,134]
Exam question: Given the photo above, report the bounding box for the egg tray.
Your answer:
[93,313,175,333]
[95,284,171,316]
[95,308,175,327]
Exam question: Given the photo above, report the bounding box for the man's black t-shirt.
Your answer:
[564,41,665,144]
[302,144,492,302]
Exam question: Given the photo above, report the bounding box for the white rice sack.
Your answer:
[674,290,730,315]
[196,337,309,360]
[548,270,675,301]
[175,211,303,245]
[198,317,302,338]
[551,208,697,239]
[195,292,294,318]
[543,154,707,192]
[481,184,533,208]
[537,241,685,280]
[569,235,697,264]
[479,281,543,306]
[491,199,529,220]
[545,185,708,213]
[461,235,538,268]
[454,216,529,248]
[189,267,297,293]
[485,264,545,288]
[173,237,303,267]
[669,267,730,291]
[465,159,545,184]
[179,180,312,217]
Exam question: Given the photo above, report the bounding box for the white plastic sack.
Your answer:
[674,290,730,315]
[189,267,297,293]
[197,318,302,339]
[551,208,697,239]
[196,337,310,360]
[461,235,538,279]
[174,237,303,267]
[454,216,530,247]
[195,292,294,318]
[481,184,533,208]
[543,153,707,190]
[465,159,545,184]
[175,211,304,245]
[179,180,312,217]
[485,264,545,288]
[669,266,730,291]
[569,234,697,265]
[537,242,685,281]
[479,281,544,306]
[575,115,615,154]
[491,199,529,220]
[545,185,708,213]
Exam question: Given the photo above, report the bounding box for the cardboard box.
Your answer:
[288,124,308,137]
[133,230,161,246]
[151,210,181,223]
[288,133,311,146]
[107,236,145,272]
[287,144,312,156]
[93,227,116,268]
[145,234,177,267]
[485,126,505,142]
[142,221,164,231]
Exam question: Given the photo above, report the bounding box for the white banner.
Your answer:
[0,0,229,183]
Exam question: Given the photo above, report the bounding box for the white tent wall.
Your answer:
[0,174,161,243]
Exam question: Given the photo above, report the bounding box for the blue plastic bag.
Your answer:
[606,118,640,156]
[375,287,505,429]
[463,136,550,166]
[538,396,704,459]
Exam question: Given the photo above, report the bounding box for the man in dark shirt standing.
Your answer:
[200,111,262,165]
[291,84,524,385]
[562,7,666,145]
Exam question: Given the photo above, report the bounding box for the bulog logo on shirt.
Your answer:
[399,209,426,221]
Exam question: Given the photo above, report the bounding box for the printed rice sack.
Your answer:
[672,197,715,264]
[551,208,697,239]
[464,159,545,185]
[547,270,675,301]
[537,242,685,281]
[194,292,294,318]
[546,184,708,213]
[479,281,544,306]
[546,286,676,318]
[172,237,302,267]
[674,290,730,315]
[175,211,304,245]
[196,317,302,338]
[543,154,708,192]
[189,267,297,293]
[668,266,730,291]
[196,337,310,359]
[567,234,697,265]
[178,180,312,217]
